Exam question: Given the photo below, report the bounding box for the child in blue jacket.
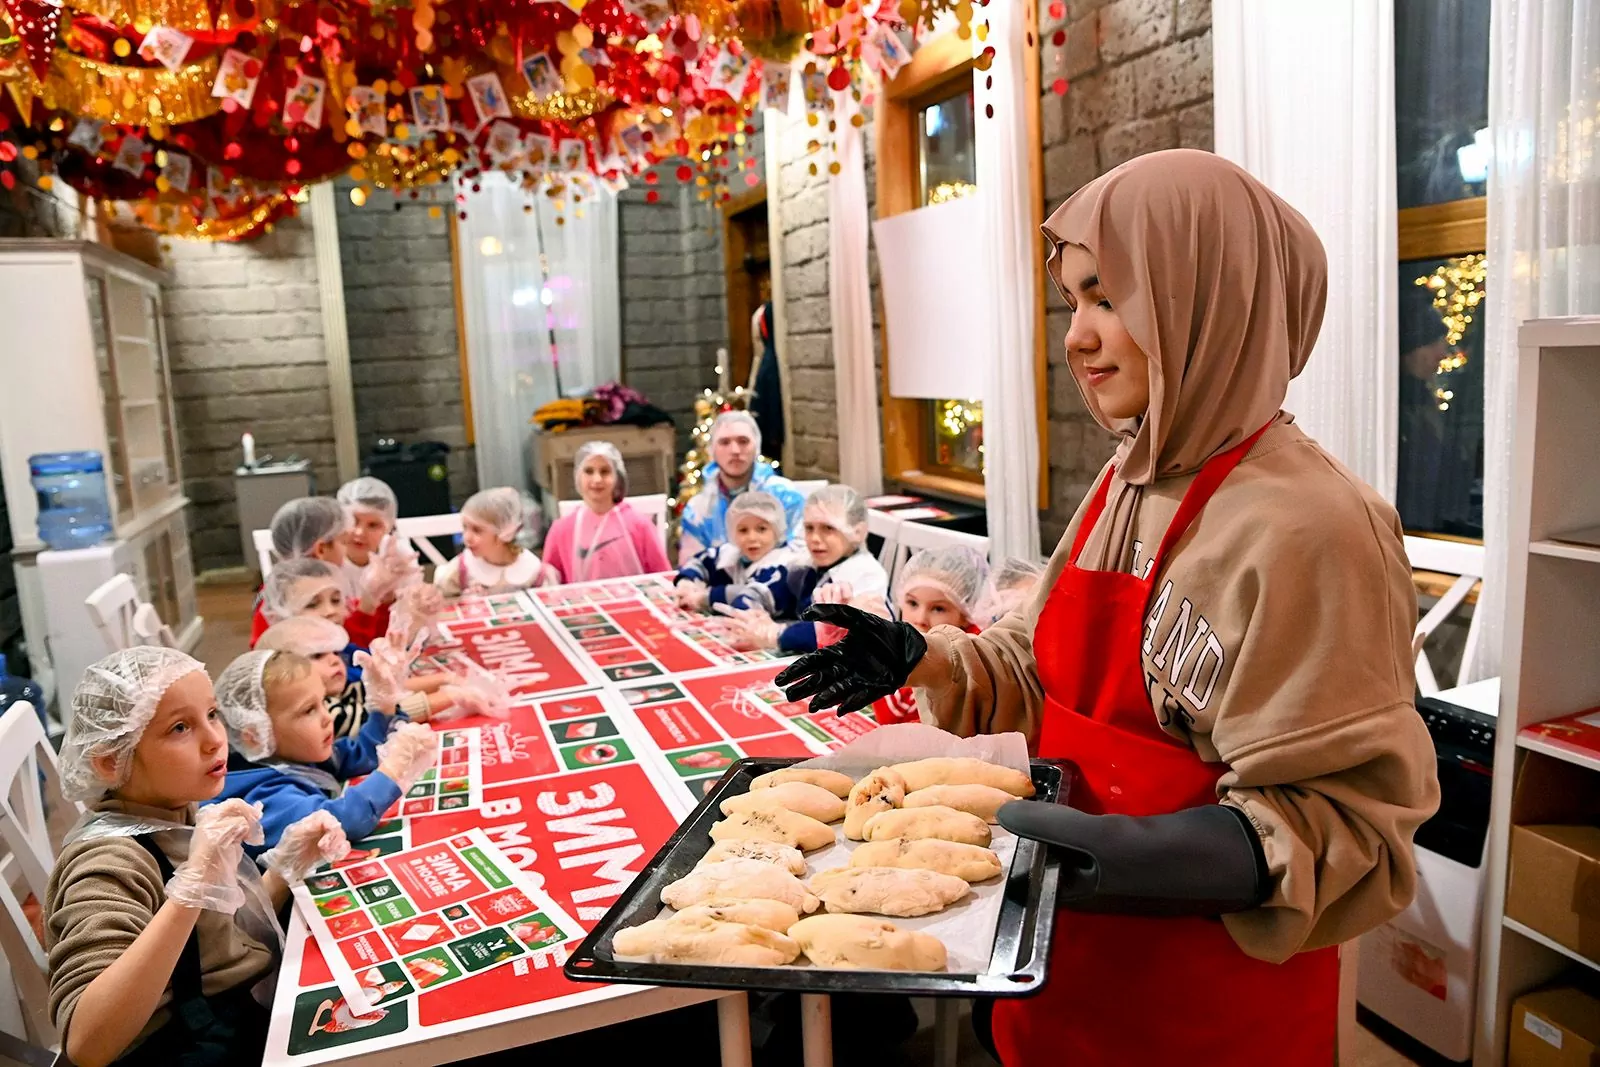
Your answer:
[208,648,438,853]
[673,490,796,615]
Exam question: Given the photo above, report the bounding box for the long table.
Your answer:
[264,575,882,1066]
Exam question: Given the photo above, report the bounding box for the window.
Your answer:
[1394,0,1488,540]
[876,29,1047,505]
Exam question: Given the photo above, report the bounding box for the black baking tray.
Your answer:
[564,756,1074,997]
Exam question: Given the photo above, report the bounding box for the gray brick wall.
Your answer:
[1037,0,1212,546]
[334,185,477,505]
[164,215,339,572]
[616,168,726,461]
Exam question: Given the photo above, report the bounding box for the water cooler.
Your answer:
[1357,681,1498,1061]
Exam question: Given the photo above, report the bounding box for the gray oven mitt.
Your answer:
[996,801,1271,916]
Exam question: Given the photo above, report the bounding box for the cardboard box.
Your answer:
[1505,754,1600,963]
[1509,987,1600,1067]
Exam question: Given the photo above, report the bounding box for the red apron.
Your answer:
[992,426,1338,1067]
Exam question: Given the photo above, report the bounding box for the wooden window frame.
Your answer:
[874,12,1049,508]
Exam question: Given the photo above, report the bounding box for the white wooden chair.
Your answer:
[891,522,990,583]
[393,513,465,570]
[1403,535,1486,696]
[867,510,904,585]
[556,493,670,533]
[0,702,79,1048]
[790,479,828,499]
[251,527,275,580]
[83,574,141,652]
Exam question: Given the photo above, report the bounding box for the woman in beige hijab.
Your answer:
[778,150,1439,1066]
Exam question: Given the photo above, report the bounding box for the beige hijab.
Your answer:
[1043,149,1328,485]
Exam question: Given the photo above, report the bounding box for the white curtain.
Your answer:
[1475,0,1600,680]
[1213,0,1399,501]
[455,172,620,492]
[828,95,884,495]
[974,0,1041,563]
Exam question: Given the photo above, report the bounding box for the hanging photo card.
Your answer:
[348,85,387,137]
[620,0,671,31]
[292,828,583,1016]
[465,71,511,121]
[555,138,586,174]
[761,63,793,114]
[408,85,451,132]
[520,52,563,101]
[137,25,193,72]
[284,72,327,129]
[211,48,261,107]
[614,122,648,163]
[872,23,912,79]
[160,150,192,192]
[67,118,104,154]
[112,134,147,176]
[523,133,555,175]
[485,121,525,166]
[706,46,750,94]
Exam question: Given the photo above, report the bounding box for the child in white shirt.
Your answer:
[433,487,557,597]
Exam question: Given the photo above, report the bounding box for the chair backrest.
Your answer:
[392,513,464,570]
[252,527,275,580]
[867,510,904,584]
[0,702,78,1048]
[131,602,177,648]
[556,494,670,532]
[1403,535,1487,695]
[891,523,991,590]
[790,479,829,499]
[83,574,141,653]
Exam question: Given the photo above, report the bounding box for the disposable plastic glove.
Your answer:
[376,721,439,792]
[435,666,512,722]
[167,799,264,913]
[713,604,782,650]
[359,535,421,606]
[773,604,928,714]
[354,635,420,712]
[388,584,445,649]
[261,810,352,884]
[675,580,710,612]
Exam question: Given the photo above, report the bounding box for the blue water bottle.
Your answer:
[30,451,113,550]
[0,653,46,728]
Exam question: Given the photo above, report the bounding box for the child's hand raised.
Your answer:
[168,799,264,913]
[376,721,439,792]
[355,635,421,711]
[263,810,352,884]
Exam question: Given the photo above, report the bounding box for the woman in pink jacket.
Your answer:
[542,441,671,583]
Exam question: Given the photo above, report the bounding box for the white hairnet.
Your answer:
[337,477,398,524]
[61,647,208,801]
[972,556,1047,628]
[804,484,868,546]
[463,487,541,548]
[711,410,762,458]
[258,616,350,658]
[270,497,349,559]
[573,441,628,502]
[262,558,345,624]
[895,546,990,619]
[215,650,276,762]
[727,489,787,536]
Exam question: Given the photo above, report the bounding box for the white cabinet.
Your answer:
[0,240,201,710]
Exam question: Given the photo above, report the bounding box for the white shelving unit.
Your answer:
[0,240,201,708]
[1475,317,1600,1066]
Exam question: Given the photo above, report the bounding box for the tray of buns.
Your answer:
[564,753,1073,997]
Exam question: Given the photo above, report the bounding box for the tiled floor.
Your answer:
[188,581,1430,1067]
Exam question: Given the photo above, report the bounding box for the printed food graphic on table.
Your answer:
[391,727,483,817]
[424,620,600,697]
[293,828,582,1015]
[436,592,542,635]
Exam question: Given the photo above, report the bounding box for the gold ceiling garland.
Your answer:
[67,0,270,32]
[352,139,457,190]
[124,192,287,239]
[43,49,221,125]
[500,62,612,123]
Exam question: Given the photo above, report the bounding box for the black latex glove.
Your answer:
[997,801,1271,917]
[773,604,928,715]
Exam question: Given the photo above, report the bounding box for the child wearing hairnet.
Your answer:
[433,487,558,597]
[250,496,412,650]
[719,485,890,653]
[873,547,990,724]
[542,442,672,582]
[258,616,508,740]
[972,556,1046,629]
[674,490,797,615]
[209,648,440,854]
[336,476,421,611]
[46,648,351,1066]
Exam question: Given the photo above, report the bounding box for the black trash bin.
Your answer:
[363,440,454,557]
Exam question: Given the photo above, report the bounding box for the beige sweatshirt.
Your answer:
[909,421,1441,962]
[44,797,276,1052]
